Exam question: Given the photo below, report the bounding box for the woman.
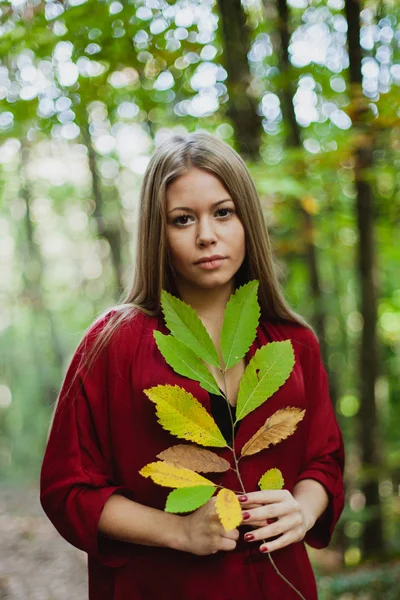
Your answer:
[41,132,344,599]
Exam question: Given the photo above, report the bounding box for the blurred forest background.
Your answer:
[0,0,399,598]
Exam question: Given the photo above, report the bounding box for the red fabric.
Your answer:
[40,311,344,599]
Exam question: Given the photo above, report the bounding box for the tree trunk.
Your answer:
[326,196,350,378]
[81,120,124,299]
[217,0,263,159]
[268,0,339,405]
[275,0,301,148]
[345,0,384,557]
[19,143,64,405]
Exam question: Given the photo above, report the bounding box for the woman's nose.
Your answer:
[196,217,217,247]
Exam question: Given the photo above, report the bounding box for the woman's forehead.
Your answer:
[166,168,231,209]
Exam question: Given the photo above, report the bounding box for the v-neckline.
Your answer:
[208,389,239,447]
[157,313,262,412]
[208,339,258,443]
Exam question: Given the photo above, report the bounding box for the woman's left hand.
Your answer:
[238,489,313,553]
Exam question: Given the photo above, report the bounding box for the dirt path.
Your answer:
[0,486,87,600]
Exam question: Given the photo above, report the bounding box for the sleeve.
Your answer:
[40,314,133,567]
[296,331,345,549]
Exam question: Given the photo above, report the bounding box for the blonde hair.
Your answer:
[76,132,312,371]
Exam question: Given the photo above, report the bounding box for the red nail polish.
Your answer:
[260,546,268,553]
[242,512,250,520]
[244,533,254,541]
[238,495,248,502]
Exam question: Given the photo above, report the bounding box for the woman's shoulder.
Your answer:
[81,305,159,353]
[260,316,320,355]
[91,305,156,330]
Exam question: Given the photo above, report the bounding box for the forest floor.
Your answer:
[0,485,87,600]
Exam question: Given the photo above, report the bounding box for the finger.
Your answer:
[259,530,299,553]
[219,537,237,552]
[241,500,293,524]
[241,506,269,524]
[236,494,260,508]
[247,519,271,528]
[238,490,290,506]
[243,514,300,543]
[222,528,240,541]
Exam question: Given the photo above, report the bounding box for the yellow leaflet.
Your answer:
[215,488,242,531]
[258,468,284,491]
[241,407,305,457]
[144,384,227,447]
[139,461,216,488]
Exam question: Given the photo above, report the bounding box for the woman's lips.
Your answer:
[195,258,225,270]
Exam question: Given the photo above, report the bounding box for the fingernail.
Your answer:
[238,495,248,502]
[242,512,250,520]
[244,533,254,541]
[260,546,268,553]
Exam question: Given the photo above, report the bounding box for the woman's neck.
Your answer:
[175,280,234,332]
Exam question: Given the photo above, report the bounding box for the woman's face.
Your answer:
[166,167,246,295]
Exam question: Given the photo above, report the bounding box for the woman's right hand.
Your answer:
[180,496,239,556]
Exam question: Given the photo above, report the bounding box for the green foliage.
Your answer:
[154,331,221,396]
[165,485,216,514]
[236,341,295,421]
[220,281,260,370]
[248,167,306,199]
[0,0,399,573]
[160,291,220,367]
[317,563,400,600]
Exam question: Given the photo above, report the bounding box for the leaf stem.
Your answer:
[221,368,246,494]
[267,552,307,600]
[219,365,306,600]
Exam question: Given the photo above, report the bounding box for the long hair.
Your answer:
[72,132,312,374]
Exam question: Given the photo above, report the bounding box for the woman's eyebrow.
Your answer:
[167,198,233,214]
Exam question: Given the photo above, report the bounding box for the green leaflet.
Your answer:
[258,468,284,491]
[165,485,216,513]
[220,281,260,370]
[161,291,220,367]
[154,331,222,396]
[236,340,295,421]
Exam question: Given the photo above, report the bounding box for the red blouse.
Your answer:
[40,310,344,599]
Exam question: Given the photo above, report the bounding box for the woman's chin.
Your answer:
[192,274,236,291]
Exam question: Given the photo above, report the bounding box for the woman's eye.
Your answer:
[172,208,234,226]
[173,215,192,226]
[216,208,234,218]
